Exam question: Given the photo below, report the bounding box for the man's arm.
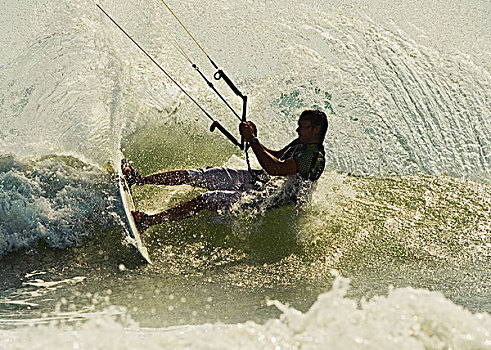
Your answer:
[239,122,298,176]
[249,142,298,176]
[260,145,285,159]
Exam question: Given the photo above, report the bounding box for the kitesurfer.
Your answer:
[123,109,328,232]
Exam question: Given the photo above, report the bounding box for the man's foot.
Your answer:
[121,159,142,187]
[131,210,151,233]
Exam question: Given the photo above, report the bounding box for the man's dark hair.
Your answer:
[299,109,328,142]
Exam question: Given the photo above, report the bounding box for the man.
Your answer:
[123,109,328,232]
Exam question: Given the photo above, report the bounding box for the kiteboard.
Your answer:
[117,158,152,264]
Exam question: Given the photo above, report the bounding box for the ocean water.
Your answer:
[0,0,490,349]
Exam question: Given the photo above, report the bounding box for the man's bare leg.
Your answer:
[132,194,217,231]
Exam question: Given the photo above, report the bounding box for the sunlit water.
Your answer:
[0,0,490,349]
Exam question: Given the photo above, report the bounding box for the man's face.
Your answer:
[296,119,319,143]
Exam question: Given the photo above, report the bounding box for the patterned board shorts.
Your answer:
[186,167,265,209]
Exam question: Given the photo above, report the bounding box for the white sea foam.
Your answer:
[1,274,490,350]
[0,156,115,258]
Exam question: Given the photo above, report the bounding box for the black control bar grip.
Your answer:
[210,121,243,150]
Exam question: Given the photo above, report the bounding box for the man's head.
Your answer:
[297,109,328,144]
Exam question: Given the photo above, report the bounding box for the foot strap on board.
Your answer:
[132,210,150,233]
[121,159,143,187]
